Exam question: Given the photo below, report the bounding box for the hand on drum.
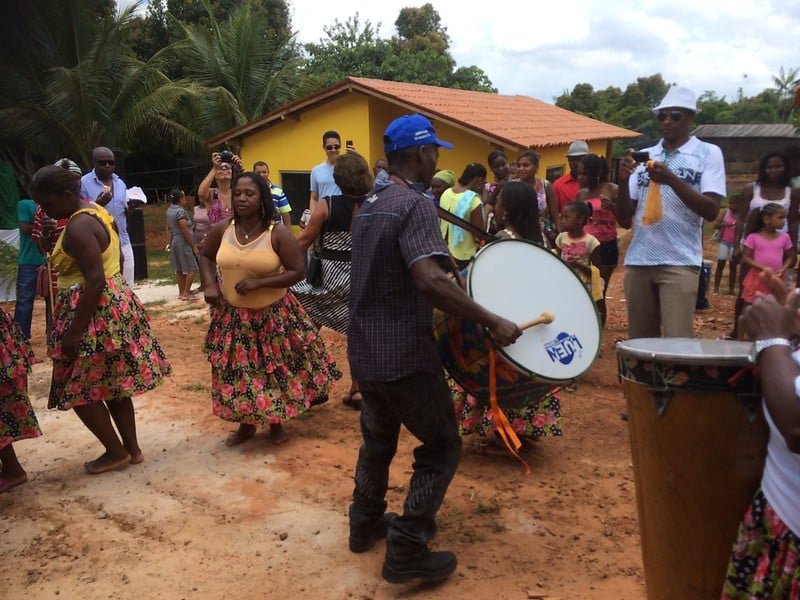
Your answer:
[486,316,522,347]
[739,269,800,340]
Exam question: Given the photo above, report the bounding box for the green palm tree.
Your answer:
[159,0,307,140]
[0,0,202,182]
[772,66,800,100]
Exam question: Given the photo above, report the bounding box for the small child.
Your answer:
[713,197,738,294]
[741,202,794,304]
[556,201,603,305]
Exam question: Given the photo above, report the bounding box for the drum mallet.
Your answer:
[519,311,555,331]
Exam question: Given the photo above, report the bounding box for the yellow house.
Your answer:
[208,77,639,222]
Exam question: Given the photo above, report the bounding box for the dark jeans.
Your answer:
[14,264,38,339]
[350,372,462,554]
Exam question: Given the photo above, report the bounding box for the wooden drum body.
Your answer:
[617,338,768,600]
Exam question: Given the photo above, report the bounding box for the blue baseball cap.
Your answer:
[383,114,454,154]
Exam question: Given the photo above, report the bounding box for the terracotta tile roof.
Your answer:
[348,77,639,148]
[208,76,639,147]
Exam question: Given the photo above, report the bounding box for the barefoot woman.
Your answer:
[31,166,171,475]
[0,308,42,492]
[200,172,341,446]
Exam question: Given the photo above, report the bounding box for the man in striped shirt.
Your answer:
[254,161,292,227]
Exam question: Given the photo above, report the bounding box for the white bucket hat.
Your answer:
[653,86,699,114]
[565,140,589,157]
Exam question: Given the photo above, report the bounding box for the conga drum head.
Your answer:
[468,239,601,382]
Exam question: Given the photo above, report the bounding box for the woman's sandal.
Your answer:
[342,391,362,411]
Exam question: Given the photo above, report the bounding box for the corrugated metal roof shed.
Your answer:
[693,124,798,138]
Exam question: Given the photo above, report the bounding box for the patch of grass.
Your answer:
[146,248,175,284]
[182,383,208,393]
[145,299,168,308]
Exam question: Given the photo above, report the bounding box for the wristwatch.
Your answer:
[749,338,793,362]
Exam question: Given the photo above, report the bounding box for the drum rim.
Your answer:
[615,337,756,366]
[467,238,602,381]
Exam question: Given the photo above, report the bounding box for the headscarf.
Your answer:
[433,170,456,187]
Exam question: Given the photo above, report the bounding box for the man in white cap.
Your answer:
[554,140,589,213]
[617,86,725,338]
[347,114,520,584]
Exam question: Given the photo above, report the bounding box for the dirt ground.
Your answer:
[0,241,738,600]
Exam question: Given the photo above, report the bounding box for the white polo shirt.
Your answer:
[625,136,726,267]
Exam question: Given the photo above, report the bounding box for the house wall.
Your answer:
[238,91,622,215]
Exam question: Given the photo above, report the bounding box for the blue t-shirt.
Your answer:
[310,162,341,201]
[17,199,45,266]
[625,136,726,267]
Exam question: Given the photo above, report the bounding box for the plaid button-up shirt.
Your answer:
[348,181,450,382]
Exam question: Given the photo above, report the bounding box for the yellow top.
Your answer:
[216,222,286,308]
[439,188,483,261]
[51,205,121,289]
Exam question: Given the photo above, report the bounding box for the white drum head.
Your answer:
[467,239,601,381]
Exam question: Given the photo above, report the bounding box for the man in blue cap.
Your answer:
[347,114,521,583]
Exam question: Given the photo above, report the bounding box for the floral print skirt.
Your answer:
[450,379,562,438]
[722,488,800,599]
[204,293,341,426]
[0,309,41,450]
[48,274,172,410]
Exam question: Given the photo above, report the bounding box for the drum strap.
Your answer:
[489,347,531,475]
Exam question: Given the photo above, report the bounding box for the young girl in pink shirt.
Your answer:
[741,203,794,304]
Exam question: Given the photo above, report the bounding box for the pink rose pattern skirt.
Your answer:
[450,380,562,438]
[48,274,171,410]
[204,293,341,426]
[0,309,42,449]
[722,488,800,599]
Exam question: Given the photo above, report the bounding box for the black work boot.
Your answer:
[349,512,398,553]
[382,546,457,583]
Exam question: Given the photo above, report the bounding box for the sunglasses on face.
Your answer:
[96,160,115,166]
[657,111,684,122]
[325,144,341,151]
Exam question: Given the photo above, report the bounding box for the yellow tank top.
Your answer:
[216,222,286,308]
[51,205,121,289]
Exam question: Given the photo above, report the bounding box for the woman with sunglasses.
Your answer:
[727,151,800,338]
[199,151,244,225]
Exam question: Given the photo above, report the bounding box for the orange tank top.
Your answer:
[216,222,286,308]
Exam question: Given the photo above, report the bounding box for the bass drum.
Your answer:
[434,238,601,407]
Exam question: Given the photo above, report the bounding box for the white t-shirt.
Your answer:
[760,349,800,536]
[625,136,726,267]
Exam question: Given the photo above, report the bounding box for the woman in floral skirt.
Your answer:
[199,172,341,446]
[31,166,171,475]
[0,308,42,492]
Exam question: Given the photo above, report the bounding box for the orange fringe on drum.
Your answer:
[489,348,531,475]
[641,160,663,225]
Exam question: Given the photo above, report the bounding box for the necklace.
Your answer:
[237,221,262,241]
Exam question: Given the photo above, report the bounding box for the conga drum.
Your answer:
[616,338,768,600]
[434,239,602,407]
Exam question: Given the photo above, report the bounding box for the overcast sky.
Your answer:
[122,0,800,104]
[289,0,800,104]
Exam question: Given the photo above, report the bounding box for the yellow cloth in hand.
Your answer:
[641,160,662,225]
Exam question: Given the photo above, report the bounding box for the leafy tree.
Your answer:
[303,5,496,93]
[302,16,391,88]
[0,0,197,183]
[160,0,305,138]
